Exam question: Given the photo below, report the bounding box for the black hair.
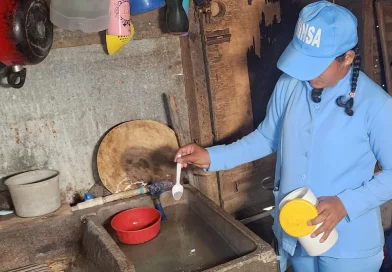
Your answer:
[311,88,323,103]
[310,45,361,116]
[336,46,361,116]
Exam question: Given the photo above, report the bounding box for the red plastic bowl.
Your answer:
[111,207,161,244]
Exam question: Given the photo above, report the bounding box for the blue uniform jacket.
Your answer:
[206,70,392,271]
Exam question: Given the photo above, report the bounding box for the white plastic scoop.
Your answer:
[172,162,183,200]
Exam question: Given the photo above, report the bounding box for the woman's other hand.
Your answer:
[308,196,348,243]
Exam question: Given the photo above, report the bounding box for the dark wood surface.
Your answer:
[53,9,168,49]
[376,0,392,94]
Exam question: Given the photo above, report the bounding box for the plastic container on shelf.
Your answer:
[50,0,111,33]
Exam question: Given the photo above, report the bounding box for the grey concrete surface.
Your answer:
[0,214,81,272]
[83,217,133,272]
[0,185,277,272]
[0,36,189,203]
[84,186,277,272]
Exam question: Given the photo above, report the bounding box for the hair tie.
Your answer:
[349,91,355,98]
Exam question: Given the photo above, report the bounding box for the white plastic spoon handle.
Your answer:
[176,162,181,186]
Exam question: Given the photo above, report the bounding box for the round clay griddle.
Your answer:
[97,120,179,193]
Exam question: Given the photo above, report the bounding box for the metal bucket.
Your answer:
[5,169,61,217]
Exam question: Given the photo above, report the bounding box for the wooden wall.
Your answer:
[188,0,303,217]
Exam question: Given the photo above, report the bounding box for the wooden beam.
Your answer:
[179,1,220,205]
[53,9,168,49]
[201,0,280,213]
[362,0,376,78]
[376,0,392,94]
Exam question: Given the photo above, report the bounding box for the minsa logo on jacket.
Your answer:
[294,18,322,48]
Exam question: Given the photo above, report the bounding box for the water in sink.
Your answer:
[105,204,239,272]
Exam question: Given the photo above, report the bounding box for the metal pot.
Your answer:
[5,170,61,218]
[0,0,53,89]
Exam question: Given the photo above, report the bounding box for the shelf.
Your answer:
[53,9,168,49]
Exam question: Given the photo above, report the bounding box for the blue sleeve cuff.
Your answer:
[205,145,227,172]
[337,189,356,222]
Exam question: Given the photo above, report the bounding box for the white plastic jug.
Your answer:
[279,187,339,256]
[50,0,111,33]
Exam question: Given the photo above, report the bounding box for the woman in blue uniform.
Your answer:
[175,1,391,271]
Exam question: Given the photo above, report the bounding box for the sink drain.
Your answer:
[6,264,49,272]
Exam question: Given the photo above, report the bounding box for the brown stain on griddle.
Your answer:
[120,146,177,186]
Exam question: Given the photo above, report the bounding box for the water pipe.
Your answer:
[71,185,149,212]
[71,181,174,212]
[148,181,173,221]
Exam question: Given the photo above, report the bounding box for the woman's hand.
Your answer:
[308,196,347,243]
[174,144,211,169]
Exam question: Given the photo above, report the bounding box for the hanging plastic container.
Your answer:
[180,0,189,37]
[107,0,135,55]
[130,0,166,15]
[183,0,189,16]
[50,0,111,33]
[166,0,189,35]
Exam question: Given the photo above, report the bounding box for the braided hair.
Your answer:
[311,88,323,103]
[310,45,361,116]
[336,46,361,116]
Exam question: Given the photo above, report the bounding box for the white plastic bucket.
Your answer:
[279,187,338,256]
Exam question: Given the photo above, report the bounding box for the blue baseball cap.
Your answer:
[277,1,358,81]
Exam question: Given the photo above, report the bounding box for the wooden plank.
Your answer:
[180,1,220,205]
[376,0,392,94]
[386,31,392,42]
[373,56,382,74]
[220,154,276,184]
[200,0,280,213]
[53,9,167,49]
[223,185,274,217]
[362,0,376,78]
[386,22,392,34]
[385,13,392,24]
[167,93,191,147]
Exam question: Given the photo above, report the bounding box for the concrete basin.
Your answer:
[82,185,277,272]
[0,185,276,272]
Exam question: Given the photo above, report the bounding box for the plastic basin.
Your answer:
[111,207,161,244]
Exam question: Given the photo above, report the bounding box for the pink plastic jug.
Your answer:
[108,0,131,35]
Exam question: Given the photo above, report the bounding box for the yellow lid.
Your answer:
[279,199,318,237]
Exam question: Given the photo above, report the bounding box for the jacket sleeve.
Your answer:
[206,78,285,172]
[338,97,392,221]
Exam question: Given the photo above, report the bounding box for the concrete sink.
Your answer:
[0,186,276,272]
[82,186,277,272]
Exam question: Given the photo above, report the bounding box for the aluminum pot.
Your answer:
[5,169,61,217]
